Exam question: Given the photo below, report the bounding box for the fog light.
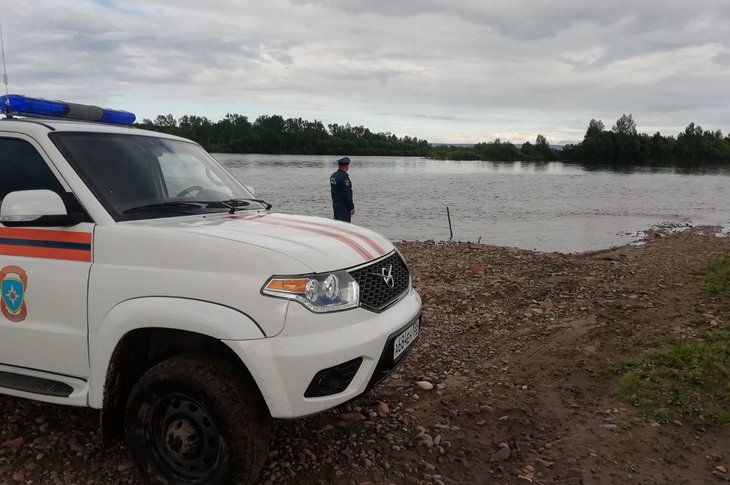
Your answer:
[313,370,341,394]
[304,358,363,398]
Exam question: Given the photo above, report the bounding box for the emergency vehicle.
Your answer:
[0,94,421,484]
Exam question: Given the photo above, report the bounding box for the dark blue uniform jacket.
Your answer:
[330,169,354,221]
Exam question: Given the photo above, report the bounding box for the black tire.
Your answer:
[124,353,271,485]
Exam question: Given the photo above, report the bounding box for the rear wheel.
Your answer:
[125,353,270,485]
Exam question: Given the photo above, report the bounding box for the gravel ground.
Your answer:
[1,227,729,484]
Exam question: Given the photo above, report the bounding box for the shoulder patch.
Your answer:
[345,178,351,188]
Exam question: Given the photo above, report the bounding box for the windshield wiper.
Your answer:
[227,198,273,211]
[200,198,273,213]
[123,198,272,215]
[123,201,208,214]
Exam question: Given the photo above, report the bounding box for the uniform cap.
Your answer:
[337,156,351,165]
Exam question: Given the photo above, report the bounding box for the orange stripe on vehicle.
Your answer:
[269,216,387,256]
[249,218,374,260]
[0,245,92,262]
[0,228,92,244]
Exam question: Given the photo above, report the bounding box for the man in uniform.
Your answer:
[330,156,355,222]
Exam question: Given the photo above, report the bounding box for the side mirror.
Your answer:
[0,190,83,227]
[244,185,256,197]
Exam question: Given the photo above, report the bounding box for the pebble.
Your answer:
[117,461,135,472]
[414,432,434,448]
[416,381,434,390]
[489,443,511,462]
[340,412,367,421]
[1,437,24,449]
[377,401,390,417]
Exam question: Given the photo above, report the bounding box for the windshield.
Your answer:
[51,132,260,221]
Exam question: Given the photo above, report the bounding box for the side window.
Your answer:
[0,138,66,205]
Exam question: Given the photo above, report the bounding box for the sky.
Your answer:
[1,0,729,144]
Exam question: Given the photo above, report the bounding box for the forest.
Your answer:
[560,115,730,165]
[138,113,730,166]
[137,114,429,156]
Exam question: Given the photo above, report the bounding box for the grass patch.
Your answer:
[706,257,730,295]
[615,328,730,425]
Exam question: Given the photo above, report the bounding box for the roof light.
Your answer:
[1,94,136,125]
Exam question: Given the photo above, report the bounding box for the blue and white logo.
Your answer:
[1,266,28,323]
[2,278,24,314]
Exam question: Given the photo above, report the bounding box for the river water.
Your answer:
[214,154,730,253]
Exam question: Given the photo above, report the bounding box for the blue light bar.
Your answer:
[1,94,136,125]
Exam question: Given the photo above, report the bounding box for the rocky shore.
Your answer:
[1,227,729,484]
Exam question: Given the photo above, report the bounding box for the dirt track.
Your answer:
[1,228,729,484]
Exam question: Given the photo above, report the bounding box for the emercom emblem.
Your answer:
[1,265,28,323]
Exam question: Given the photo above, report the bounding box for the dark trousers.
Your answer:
[333,207,351,222]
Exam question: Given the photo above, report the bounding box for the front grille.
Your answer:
[350,251,410,312]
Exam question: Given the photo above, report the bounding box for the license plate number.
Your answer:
[393,318,420,360]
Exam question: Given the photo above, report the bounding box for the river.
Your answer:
[214,154,730,253]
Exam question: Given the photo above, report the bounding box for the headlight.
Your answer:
[262,271,359,312]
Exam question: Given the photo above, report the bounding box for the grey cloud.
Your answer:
[289,0,730,42]
[2,0,729,143]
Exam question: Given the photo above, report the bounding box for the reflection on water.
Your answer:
[214,154,730,253]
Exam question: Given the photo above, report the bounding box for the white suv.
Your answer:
[0,95,421,484]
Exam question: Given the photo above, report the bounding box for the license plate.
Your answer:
[393,318,420,360]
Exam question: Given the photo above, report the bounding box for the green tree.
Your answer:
[612,114,637,136]
[585,119,605,138]
[253,115,286,153]
[154,114,177,129]
[534,134,555,160]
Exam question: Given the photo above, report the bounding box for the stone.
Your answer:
[117,461,135,472]
[377,401,390,417]
[340,412,366,421]
[416,381,434,390]
[469,265,486,275]
[414,432,434,448]
[1,437,24,449]
[489,444,511,462]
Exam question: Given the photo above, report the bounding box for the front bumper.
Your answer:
[223,288,421,418]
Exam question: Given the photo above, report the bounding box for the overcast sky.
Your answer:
[2,0,729,144]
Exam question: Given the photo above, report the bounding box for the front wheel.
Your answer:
[125,353,271,485]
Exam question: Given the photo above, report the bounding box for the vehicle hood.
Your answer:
[134,211,395,272]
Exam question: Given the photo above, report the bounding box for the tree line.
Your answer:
[561,114,730,165]
[137,114,429,156]
[429,134,556,162]
[138,113,730,166]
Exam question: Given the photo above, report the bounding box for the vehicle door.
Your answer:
[0,135,92,379]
